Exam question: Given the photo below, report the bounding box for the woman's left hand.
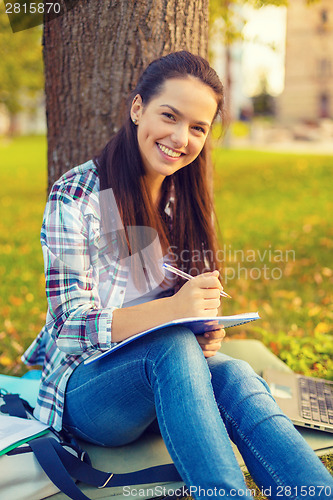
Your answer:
[196,328,226,358]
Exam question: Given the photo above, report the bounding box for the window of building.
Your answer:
[318,59,332,78]
[319,93,330,119]
[321,9,328,25]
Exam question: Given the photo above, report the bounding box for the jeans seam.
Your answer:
[149,360,192,487]
[66,360,139,395]
[219,404,299,500]
[138,358,159,404]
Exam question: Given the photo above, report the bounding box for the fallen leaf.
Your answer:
[0,355,12,367]
[322,267,332,277]
[314,322,332,335]
[308,306,321,317]
[314,273,323,285]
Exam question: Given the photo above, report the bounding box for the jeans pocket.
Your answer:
[65,424,107,446]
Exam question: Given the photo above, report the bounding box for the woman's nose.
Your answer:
[171,125,188,149]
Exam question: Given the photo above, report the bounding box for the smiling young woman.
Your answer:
[22,51,333,499]
[96,52,223,285]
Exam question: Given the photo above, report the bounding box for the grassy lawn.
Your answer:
[0,136,332,485]
[213,148,333,380]
[0,136,47,373]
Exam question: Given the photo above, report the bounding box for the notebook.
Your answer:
[0,415,49,456]
[263,368,333,433]
[84,312,260,365]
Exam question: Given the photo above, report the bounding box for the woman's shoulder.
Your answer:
[51,159,98,192]
[45,160,101,223]
[49,159,99,201]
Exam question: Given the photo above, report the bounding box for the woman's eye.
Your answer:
[162,112,175,120]
[193,126,205,134]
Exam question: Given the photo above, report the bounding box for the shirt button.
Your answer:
[120,290,124,294]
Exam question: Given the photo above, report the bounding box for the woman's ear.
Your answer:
[130,94,143,124]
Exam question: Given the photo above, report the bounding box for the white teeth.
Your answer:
[157,143,181,158]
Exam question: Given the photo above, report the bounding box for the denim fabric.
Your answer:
[63,327,333,499]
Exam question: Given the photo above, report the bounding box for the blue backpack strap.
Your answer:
[1,393,31,418]
[29,435,182,490]
[3,393,183,499]
[110,463,182,487]
[29,436,91,500]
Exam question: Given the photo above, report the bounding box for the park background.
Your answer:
[0,0,332,490]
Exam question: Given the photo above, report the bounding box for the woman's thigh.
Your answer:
[63,326,207,446]
[63,342,158,446]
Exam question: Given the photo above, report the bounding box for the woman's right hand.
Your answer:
[170,270,223,318]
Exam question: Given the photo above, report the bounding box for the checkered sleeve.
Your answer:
[42,180,116,354]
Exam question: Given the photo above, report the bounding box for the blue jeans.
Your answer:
[63,327,333,499]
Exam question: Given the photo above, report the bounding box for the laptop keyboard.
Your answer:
[298,376,333,424]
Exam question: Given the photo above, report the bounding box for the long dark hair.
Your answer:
[95,51,224,289]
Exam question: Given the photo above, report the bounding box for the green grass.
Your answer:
[0,137,332,485]
[213,148,333,380]
[0,135,47,373]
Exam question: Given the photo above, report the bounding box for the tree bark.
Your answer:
[43,0,209,191]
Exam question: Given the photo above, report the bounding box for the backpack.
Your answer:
[0,375,184,500]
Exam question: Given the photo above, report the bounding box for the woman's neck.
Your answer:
[146,175,165,208]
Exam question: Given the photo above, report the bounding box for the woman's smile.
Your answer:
[156,142,184,160]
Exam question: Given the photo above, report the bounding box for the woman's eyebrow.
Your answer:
[159,104,210,127]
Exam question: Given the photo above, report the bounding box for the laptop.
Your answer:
[263,368,333,433]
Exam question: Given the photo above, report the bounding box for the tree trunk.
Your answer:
[43,0,209,192]
[7,113,20,137]
[225,43,232,121]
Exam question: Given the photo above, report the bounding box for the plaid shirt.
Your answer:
[22,160,174,431]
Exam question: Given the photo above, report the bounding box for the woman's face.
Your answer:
[131,76,218,187]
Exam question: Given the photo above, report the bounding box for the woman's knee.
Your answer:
[210,357,283,431]
[210,355,272,399]
[223,358,271,393]
[148,326,204,360]
[224,358,258,380]
[210,355,255,380]
[145,326,209,382]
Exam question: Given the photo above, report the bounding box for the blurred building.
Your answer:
[213,41,252,121]
[279,0,333,124]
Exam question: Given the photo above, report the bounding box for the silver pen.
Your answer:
[162,262,231,298]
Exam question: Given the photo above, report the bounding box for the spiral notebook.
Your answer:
[84,312,260,365]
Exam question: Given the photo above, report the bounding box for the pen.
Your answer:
[162,262,232,298]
